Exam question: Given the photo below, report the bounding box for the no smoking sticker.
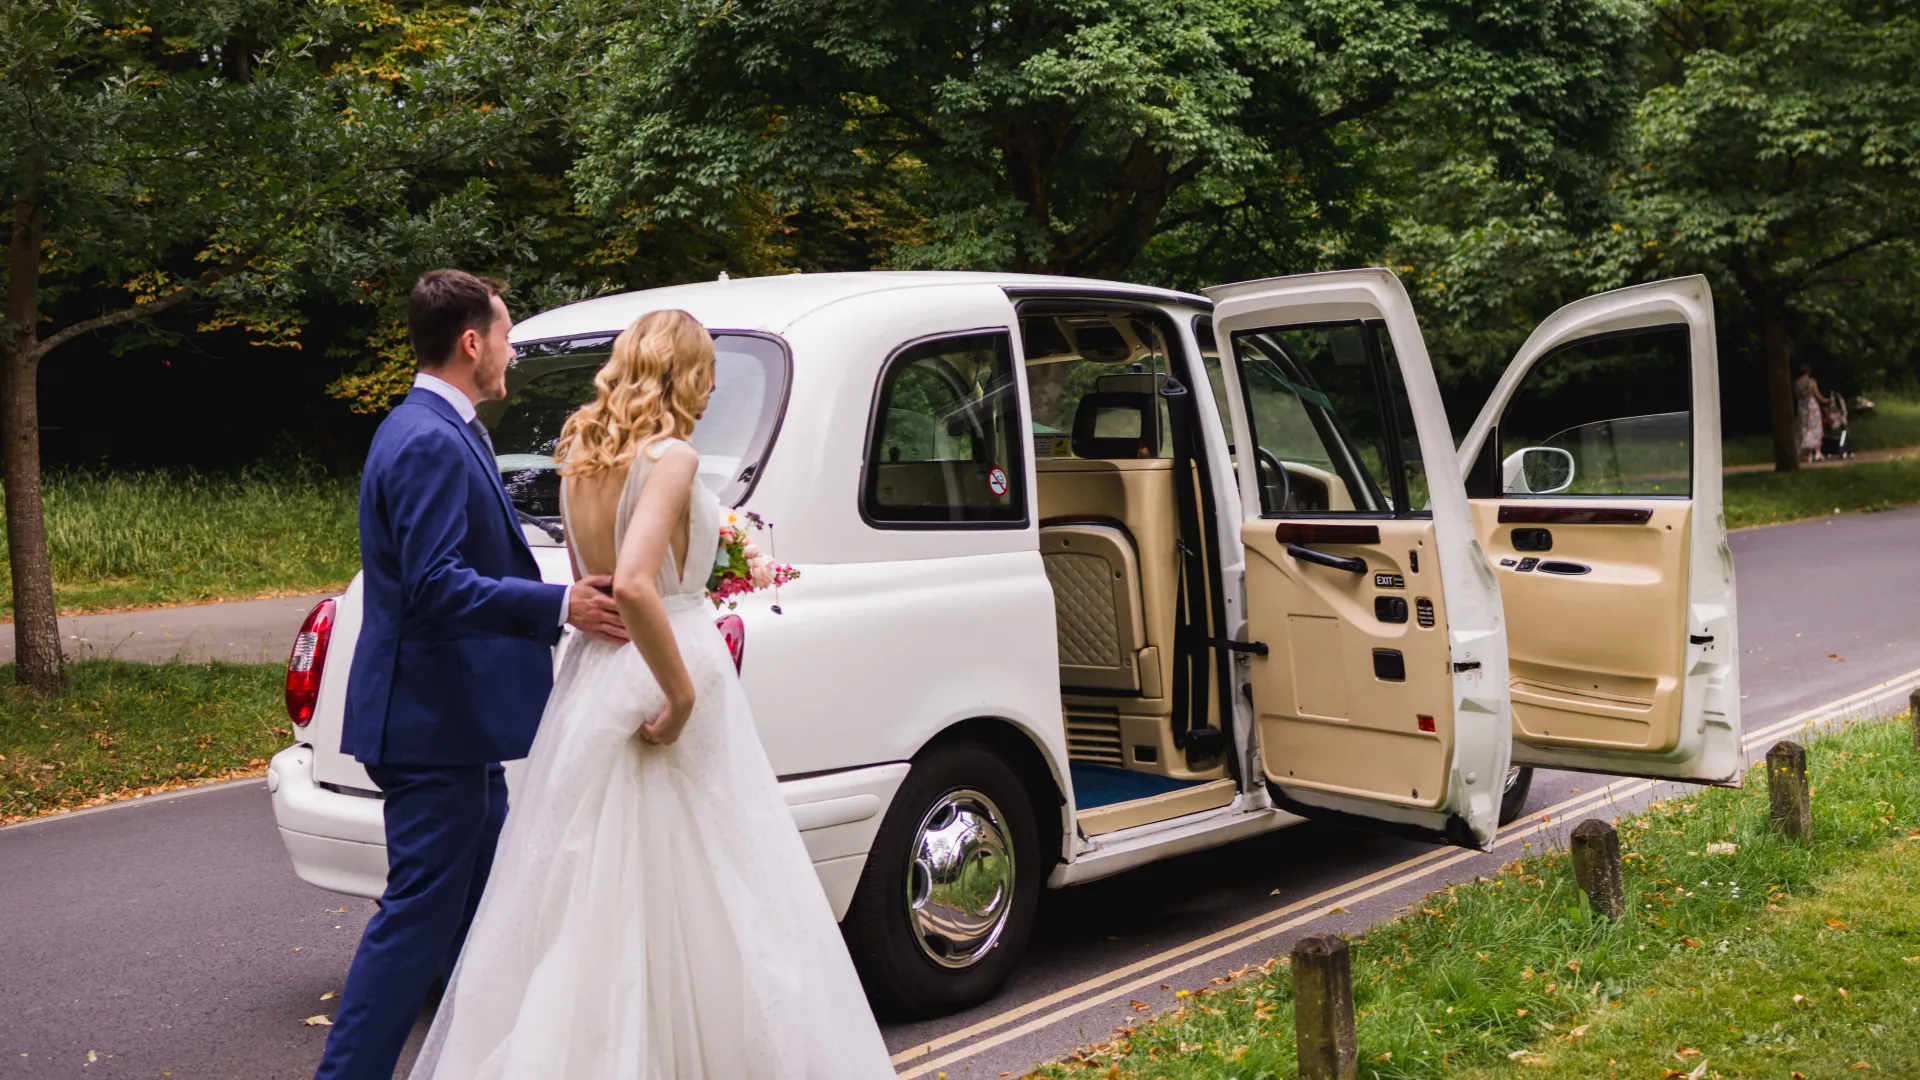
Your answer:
[987,466,1009,496]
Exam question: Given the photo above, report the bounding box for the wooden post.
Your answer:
[1910,688,1919,754]
[1291,934,1357,1080]
[1569,819,1625,919]
[1767,740,1812,843]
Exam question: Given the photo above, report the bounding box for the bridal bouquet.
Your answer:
[708,510,799,610]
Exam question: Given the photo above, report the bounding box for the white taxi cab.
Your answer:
[268,269,1740,1017]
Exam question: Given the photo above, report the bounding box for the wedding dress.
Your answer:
[409,440,896,1079]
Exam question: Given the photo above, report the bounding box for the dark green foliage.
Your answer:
[572,0,1644,283]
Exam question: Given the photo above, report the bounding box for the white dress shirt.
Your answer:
[412,370,478,423]
[412,371,570,628]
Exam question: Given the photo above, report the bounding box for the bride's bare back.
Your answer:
[561,453,690,580]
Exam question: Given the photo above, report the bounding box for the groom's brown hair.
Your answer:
[409,269,507,370]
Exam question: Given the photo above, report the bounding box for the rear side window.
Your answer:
[864,331,1027,527]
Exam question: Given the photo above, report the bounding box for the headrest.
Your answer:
[1071,391,1160,460]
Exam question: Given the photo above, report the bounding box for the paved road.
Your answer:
[2,508,1916,1078]
[0,594,335,666]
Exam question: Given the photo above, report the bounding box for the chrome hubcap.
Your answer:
[906,788,1015,969]
[1504,765,1523,793]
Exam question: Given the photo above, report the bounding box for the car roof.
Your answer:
[509,271,1209,345]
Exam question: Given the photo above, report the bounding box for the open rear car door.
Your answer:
[1457,276,1743,783]
[1206,270,1511,849]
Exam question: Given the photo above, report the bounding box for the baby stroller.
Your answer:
[1821,393,1853,459]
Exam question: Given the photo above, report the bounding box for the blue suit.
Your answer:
[315,387,566,1080]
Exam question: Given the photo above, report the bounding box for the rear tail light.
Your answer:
[286,599,337,727]
[715,614,745,673]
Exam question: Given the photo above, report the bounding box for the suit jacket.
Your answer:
[342,388,567,766]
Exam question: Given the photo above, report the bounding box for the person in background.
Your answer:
[1794,363,1831,463]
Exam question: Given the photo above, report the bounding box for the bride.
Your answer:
[409,310,896,1079]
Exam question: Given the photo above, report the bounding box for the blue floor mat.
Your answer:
[1069,762,1209,810]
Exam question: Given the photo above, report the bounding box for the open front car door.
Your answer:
[1207,270,1511,849]
[1457,276,1743,784]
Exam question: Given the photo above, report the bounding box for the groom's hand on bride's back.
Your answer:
[567,574,629,644]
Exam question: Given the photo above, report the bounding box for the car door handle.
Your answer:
[1287,543,1367,574]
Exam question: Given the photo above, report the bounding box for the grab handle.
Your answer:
[1287,543,1367,574]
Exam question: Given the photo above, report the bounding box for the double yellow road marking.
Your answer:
[891,668,1920,1077]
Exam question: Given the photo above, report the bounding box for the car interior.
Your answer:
[1020,307,1238,836]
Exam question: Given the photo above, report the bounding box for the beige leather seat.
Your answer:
[1039,390,1163,697]
[1042,524,1145,691]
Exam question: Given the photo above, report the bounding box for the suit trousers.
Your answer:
[312,762,508,1080]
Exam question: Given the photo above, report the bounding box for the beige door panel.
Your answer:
[1472,501,1692,753]
[1456,276,1742,784]
[1241,521,1453,809]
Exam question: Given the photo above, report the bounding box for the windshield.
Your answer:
[477,332,790,524]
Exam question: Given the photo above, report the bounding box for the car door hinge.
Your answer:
[1211,637,1269,657]
[1452,660,1482,673]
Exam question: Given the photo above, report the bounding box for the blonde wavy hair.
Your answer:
[555,309,715,478]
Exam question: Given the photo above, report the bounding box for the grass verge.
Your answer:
[1723,455,1920,529]
[0,463,360,619]
[1031,715,1920,1080]
[0,661,289,825]
[1457,842,1920,1079]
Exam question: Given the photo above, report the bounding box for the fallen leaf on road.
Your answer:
[302,1016,333,1027]
[1328,906,1348,914]
[320,991,337,1002]
[1128,1000,1150,1011]
[87,1051,97,1063]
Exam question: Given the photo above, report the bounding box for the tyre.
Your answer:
[1499,765,1534,826]
[842,741,1044,1019]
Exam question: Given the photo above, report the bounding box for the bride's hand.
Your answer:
[638,692,694,745]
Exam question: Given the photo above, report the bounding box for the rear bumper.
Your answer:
[268,745,388,898]
[267,744,911,918]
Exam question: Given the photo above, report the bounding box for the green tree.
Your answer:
[572,0,1644,286]
[1601,0,1920,471]
[0,0,521,691]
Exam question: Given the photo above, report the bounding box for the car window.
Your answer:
[1021,314,1172,460]
[1229,320,1425,516]
[864,331,1026,526]
[1496,325,1691,496]
[482,332,789,520]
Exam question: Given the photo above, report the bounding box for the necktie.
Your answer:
[468,417,495,457]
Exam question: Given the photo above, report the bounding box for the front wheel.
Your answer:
[842,742,1043,1019]
[1498,765,1534,826]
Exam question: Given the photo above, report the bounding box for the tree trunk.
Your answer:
[3,189,65,692]
[1759,292,1798,474]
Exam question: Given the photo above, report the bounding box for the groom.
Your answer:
[314,270,627,1080]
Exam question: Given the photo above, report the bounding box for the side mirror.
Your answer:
[1500,446,1575,494]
